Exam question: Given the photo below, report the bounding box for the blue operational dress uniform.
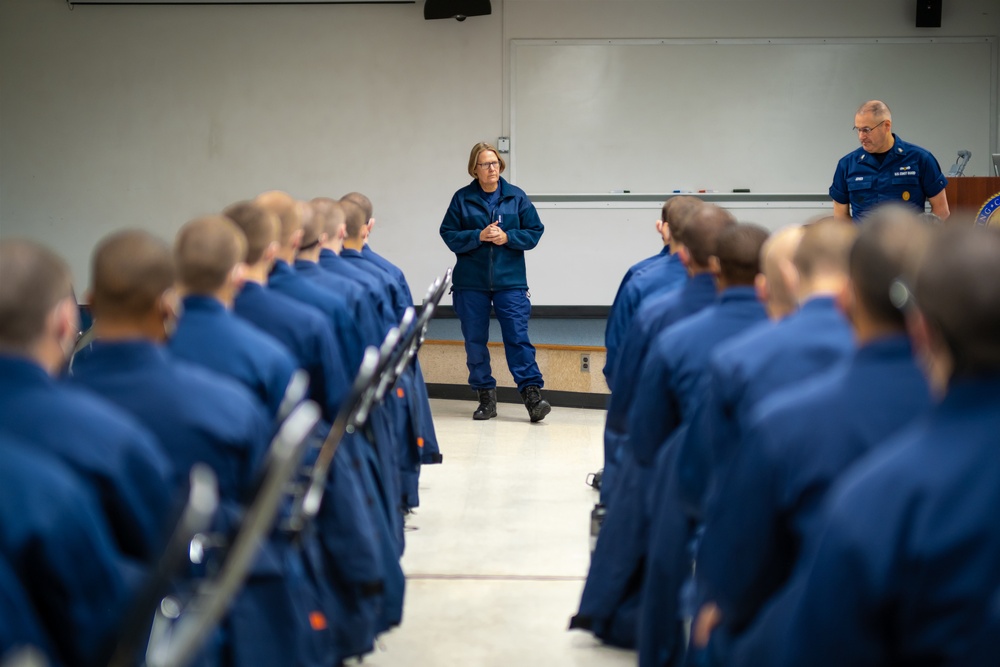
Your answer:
[0,354,174,565]
[676,295,855,518]
[336,248,439,505]
[830,134,947,221]
[0,435,130,667]
[601,272,716,503]
[169,295,298,421]
[695,335,931,660]
[269,258,365,375]
[608,246,670,311]
[341,247,411,323]
[318,248,395,334]
[319,248,443,470]
[637,296,853,667]
[573,287,767,649]
[603,252,688,386]
[439,176,545,393]
[294,259,383,348]
[69,340,270,501]
[731,375,1000,667]
[69,339,328,667]
[362,244,415,308]
[627,287,768,468]
[0,553,53,663]
[233,281,351,421]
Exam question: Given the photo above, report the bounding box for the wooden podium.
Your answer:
[944,177,1000,223]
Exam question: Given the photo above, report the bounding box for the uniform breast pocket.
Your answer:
[498,210,521,231]
[890,175,920,200]
[847,177,874,192]
[848,177,873,203]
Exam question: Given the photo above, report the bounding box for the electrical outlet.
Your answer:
[580,353,591,373]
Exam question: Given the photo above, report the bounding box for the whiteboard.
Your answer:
[510,38,998,195]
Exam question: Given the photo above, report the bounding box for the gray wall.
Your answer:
[2,0,999,305]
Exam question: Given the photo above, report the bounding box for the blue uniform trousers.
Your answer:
[639,441,693,667]
[452,288,543,392]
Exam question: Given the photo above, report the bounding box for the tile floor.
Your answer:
[360,399,634,666]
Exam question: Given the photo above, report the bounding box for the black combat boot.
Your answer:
[520,385,551,423]
[473,388,497,420]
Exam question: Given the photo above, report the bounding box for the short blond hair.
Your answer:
[0,240,74,350]
[175,215,247,294]
[467,142,506,179]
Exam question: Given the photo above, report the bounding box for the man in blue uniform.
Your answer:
[635,224,802,667]
[344,197,443,465]
[0,436,131,667]
[0,239,174,566]
[831,100,949,222]
[295,202,383,347]
[342,191,416,309]
[601,204,732,503]
[607,215,676,316]
[71,229,271,502]
[169,215,298,421]
[733,224,1000,667]
[224,202,405,651]
[69,229,332,667]
[603,196,702,387]
[572,223,769,649]
[692,208,934,664]
[311,197,395,335]
[627,223,771,468]
[257,190,366,376]
[676,218,857,521]
[226,200,351,421]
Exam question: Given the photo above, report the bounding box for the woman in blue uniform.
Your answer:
[439,141,550,422]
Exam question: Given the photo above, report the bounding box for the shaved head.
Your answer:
[175,215,247,294]
[255,190,301,246]
[298,200,323,250]
[341,192,373,222]
[850,205,930,330]
[661,195,704,243]
[759,225,804,318]
[915,226,1000,376]
[90,230,175,321]
[224,200,279,264]
[311,197,347,240]
[683,205,737,266]
[0,240,74,352]
[794,218,858,281]
[716,223,770,285]
[341,199,368,241]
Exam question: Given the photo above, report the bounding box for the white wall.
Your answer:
[1,0,998,305]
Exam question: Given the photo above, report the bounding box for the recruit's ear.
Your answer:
[834,278,856,322]
[52,297,81,362]
[158,287,180,341]
[290,228,304,251]
[229,262,248,293]
[906,308,952,398]
[754,272,770,305]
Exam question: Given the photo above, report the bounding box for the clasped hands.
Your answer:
[479,221,508,246]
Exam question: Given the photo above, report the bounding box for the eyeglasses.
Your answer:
[853,120,887,136]
[477,161,500,171]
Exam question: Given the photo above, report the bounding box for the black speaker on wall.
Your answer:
[916,0,942,27]
[424,0,491,20]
